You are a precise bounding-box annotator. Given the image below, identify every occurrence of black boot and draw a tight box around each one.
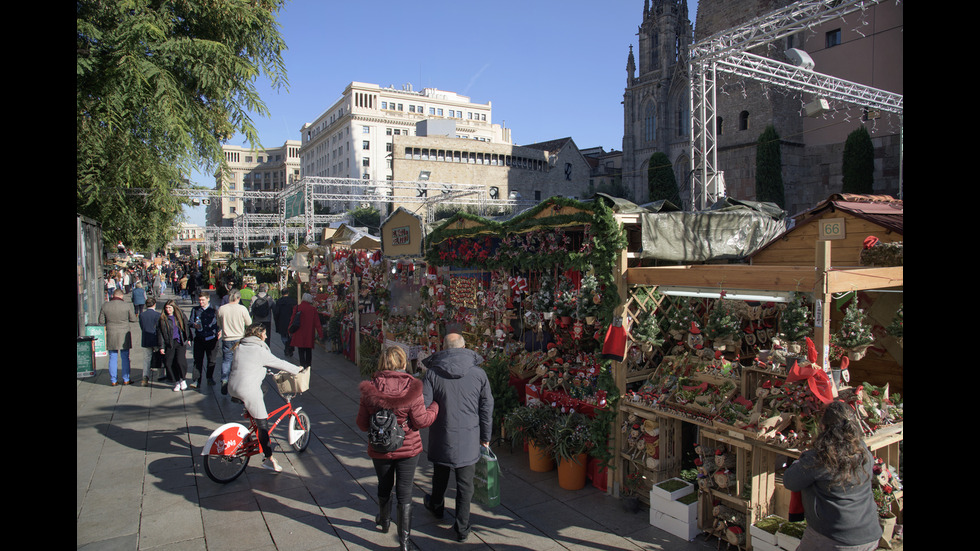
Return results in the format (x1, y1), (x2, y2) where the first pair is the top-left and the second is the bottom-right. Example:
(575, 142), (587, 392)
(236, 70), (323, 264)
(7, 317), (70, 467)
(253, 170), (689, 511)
(375, 495), (392, 533)
(397, 503), (412, 551)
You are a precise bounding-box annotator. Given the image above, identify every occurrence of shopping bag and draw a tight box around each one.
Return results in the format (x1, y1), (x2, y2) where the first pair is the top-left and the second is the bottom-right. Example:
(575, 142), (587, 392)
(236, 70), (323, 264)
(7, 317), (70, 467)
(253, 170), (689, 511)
(473, 446), (501, 508)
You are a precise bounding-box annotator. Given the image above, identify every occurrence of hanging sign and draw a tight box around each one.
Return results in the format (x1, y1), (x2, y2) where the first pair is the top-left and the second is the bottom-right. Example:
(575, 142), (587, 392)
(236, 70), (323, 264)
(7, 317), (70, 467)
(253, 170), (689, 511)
(818, 217), (845, 240)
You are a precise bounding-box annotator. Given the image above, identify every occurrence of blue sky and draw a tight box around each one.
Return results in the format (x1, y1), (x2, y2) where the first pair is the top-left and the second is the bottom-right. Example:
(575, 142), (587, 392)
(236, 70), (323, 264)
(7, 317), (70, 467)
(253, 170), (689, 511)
(184, 0), (700, 225)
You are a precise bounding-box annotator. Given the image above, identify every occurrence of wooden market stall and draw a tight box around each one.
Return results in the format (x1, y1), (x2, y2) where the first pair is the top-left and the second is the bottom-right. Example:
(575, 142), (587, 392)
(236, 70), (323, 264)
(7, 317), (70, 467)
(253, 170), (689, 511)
(613, 239), (903, 550)
(379, 207), (433, 371)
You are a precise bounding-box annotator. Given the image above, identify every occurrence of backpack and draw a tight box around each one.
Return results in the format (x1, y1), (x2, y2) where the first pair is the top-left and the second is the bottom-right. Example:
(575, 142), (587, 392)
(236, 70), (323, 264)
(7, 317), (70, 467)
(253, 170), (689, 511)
(368, 408), (405, 453)
(252, 297), (271, 318)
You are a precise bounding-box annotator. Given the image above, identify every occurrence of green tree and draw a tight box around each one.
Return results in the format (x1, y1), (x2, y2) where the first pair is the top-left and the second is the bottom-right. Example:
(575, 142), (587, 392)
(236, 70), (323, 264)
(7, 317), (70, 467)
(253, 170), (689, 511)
(842, 126), (874, 194)
(77, 0), (288, 250)
(647, 152), (681, 206)
(348, 206), (381, 232)
(755, 125), (785, 208)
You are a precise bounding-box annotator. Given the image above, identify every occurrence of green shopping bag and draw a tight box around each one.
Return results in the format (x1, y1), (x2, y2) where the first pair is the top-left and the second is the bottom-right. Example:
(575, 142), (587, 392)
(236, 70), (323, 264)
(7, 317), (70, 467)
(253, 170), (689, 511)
(473, 446), (501, 508)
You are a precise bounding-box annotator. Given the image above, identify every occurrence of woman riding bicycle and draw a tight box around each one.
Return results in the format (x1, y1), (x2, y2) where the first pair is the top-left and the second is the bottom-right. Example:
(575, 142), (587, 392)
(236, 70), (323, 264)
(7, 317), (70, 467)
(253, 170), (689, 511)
(228, 324), (305, 473)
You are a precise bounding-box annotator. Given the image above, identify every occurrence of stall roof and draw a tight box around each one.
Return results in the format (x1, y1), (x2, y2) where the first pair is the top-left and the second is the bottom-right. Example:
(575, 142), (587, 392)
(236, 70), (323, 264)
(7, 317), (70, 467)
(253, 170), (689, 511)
(793, 194), (903, 235)
(326, 223), (380, 249)
(595, 194), (787, 262)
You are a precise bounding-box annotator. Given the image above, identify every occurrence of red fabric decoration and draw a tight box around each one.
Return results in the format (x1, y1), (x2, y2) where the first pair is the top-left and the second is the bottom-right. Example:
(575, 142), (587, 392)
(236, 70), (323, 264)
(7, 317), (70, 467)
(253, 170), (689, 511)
(786, 360), (835, 404)
(601, 321), (628, 362)
(789, 491), (805, 522)
(863, 235), (879, 250)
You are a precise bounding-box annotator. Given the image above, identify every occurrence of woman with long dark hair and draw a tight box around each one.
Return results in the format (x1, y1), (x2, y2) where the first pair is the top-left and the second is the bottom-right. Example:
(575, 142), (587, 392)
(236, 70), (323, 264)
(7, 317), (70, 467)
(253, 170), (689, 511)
(157, 300), (190, 392)
(356, 346), (439, 551)
(783, 401), (883, 550)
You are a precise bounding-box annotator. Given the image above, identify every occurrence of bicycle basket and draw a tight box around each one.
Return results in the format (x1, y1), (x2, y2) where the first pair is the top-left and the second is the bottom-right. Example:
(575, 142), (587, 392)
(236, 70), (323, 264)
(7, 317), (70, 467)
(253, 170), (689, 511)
(275, 367), (310, 395)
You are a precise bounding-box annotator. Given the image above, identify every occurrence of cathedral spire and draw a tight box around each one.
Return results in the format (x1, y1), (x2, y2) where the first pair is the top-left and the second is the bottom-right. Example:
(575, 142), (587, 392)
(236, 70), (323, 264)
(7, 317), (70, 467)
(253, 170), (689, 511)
(627, 44), (636, 83)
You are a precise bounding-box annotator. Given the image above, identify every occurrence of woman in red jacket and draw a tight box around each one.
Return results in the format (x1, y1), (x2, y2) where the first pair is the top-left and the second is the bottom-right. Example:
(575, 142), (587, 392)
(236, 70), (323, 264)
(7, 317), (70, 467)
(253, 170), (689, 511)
(288, 293), (323, 369)
(357, 346), (439, 551)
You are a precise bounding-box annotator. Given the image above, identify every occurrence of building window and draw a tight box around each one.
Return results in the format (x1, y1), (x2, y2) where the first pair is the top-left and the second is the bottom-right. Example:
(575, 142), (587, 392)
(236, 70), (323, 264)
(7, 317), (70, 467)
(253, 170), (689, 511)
(826, 29), (841, 48)
(429, 107), (436, 115)
(644, 103), (656, 142)
(717, 117), (724, 136)
(363, 141), (370, 150)
(739, 111), (750, 131)
(363, 157), (370, 167)
(362, 126), (370, 134)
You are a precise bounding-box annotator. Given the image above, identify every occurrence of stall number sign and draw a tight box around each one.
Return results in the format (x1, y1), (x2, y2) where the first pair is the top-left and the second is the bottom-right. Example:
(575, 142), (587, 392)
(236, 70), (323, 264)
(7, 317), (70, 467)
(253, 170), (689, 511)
(392, 226), (411, 246)
(818, 217), (845, 240)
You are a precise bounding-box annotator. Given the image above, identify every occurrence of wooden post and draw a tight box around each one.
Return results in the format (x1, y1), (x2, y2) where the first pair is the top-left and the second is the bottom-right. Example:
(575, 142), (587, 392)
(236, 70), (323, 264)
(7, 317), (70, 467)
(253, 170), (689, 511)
(814, 240), (832, 372)
(611, 231), (630, 497)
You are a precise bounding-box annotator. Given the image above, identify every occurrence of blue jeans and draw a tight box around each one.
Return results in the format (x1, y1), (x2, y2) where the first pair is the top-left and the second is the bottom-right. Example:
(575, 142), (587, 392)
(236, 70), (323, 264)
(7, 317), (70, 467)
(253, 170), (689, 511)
(221, 339), (239, 383)
(108, 349), (131, 383)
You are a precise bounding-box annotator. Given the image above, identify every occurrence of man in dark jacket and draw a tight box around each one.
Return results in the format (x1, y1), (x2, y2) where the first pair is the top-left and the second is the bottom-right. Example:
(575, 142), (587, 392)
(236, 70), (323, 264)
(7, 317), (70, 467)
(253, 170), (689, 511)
(139, 297), (163, 386)
(420, 333), (494, 542)
(189, 291), (220, 388)
(272, 290), (297, 358)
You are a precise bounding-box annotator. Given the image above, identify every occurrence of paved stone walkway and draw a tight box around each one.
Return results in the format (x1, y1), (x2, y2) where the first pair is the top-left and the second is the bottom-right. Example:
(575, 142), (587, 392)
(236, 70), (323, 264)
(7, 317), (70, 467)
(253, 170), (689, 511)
(77, 289), (719, 550)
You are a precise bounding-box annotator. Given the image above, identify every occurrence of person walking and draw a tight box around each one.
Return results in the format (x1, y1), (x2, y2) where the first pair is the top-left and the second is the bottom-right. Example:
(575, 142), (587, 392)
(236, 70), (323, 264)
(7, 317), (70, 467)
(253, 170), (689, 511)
(228, 324), (305, 473)
(357, 346), (439, 551)
(138, 297), (163, 386)
(240, 282), (255, 309)
(783, 401), (883, 551)
(288, 293), (323, 370)
(189, 292), (220, 388)
(217, 289), (252, 395)
(273, 288), (298, 358)
(98, 288), (138, 386)
(132, 282), (147, 316)
(250, 284), (275, 345)
(157, 299), (191, 392)
(420, 333), (494, 543)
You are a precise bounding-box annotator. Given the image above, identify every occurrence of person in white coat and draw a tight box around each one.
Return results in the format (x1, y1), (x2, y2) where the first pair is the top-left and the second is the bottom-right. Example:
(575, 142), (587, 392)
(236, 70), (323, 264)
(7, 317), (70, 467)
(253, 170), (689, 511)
(228, 324), (306, 472)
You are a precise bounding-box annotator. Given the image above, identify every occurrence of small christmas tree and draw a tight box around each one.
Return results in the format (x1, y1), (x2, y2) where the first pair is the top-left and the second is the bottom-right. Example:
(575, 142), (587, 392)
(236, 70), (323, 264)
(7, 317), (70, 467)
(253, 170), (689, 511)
(554, 274), (577, 317)
(835, 301), (874, 359)
(705, 300), (741, 345)
(632, 309), (665, 347)
(779, 292), (812, 343)
(577, 272), (601, 319)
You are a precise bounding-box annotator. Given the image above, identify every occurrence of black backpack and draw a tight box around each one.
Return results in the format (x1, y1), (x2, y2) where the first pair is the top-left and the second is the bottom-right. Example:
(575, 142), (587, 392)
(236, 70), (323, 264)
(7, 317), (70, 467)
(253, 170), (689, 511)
(368, 408), (405, 453)
(252, 297), (271, 318)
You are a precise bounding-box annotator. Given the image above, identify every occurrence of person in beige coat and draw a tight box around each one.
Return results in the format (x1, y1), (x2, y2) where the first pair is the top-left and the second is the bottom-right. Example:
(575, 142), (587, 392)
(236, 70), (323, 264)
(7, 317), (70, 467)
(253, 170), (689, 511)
(98, 288), (137, 385)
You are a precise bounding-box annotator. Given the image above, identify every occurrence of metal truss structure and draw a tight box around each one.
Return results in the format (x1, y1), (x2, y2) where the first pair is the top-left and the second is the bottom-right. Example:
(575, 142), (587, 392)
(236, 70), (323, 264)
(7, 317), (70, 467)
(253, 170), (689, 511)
(688, 0), (903, 210)
(149, 176), (532, 254)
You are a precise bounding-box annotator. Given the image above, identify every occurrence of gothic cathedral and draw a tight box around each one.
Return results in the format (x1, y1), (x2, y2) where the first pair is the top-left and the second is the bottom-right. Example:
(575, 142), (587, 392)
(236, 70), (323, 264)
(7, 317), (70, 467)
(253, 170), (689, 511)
(622, 0), (693, 206)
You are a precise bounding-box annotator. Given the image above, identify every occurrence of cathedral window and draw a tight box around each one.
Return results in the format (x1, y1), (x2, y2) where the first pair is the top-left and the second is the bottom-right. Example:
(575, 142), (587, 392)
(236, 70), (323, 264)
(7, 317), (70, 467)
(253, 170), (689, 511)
(644, 103), (656, 142)
(739, 111), (750, 131)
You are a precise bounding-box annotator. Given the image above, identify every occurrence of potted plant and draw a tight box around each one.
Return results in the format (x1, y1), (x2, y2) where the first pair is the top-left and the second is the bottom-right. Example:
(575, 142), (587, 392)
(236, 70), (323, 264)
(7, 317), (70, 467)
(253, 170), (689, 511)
(503, 405), (558, 472)
(550, 412), (593, 490)
(632, 309), (665, 354)
(835, 301), (875, 360)
(778, 292), (812, 353)
(705, 299), (741, 351)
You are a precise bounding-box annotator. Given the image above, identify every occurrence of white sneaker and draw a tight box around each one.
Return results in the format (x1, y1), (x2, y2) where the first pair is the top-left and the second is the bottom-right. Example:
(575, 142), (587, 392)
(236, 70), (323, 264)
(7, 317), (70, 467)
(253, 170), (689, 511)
(173, 382), (182, 392)
(261, 457), (282, 473)
(180, 380), (188, 390)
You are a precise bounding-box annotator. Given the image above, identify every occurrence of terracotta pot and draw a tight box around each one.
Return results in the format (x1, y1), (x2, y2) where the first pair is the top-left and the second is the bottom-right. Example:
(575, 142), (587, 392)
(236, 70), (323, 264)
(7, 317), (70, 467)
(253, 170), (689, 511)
(557, 453), (588, 490)
(528, 441), (555, 472)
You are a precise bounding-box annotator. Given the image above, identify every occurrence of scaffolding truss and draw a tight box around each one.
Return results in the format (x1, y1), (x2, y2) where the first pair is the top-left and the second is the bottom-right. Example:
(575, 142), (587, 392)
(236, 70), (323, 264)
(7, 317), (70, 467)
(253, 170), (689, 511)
(688, 0), (903, 210)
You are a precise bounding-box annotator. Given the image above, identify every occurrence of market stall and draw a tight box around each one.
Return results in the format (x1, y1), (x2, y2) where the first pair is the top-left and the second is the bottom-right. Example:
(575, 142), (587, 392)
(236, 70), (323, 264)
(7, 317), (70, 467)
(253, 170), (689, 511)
(422, 196), (628, 490)
(616, 240), (903, 550)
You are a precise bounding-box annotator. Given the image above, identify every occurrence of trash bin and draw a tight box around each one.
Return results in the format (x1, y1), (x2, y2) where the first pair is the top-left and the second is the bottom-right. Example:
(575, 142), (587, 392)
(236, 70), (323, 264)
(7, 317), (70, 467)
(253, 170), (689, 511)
(77, 336), (96, 378)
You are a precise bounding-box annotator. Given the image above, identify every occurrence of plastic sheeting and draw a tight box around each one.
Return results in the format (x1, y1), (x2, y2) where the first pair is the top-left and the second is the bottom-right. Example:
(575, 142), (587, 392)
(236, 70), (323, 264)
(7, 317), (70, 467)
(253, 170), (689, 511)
(636, 199), (786, 262)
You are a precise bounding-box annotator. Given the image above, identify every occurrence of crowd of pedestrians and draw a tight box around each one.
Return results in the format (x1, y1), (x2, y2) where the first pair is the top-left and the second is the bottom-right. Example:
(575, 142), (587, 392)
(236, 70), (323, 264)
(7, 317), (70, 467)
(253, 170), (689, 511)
(98, 257), (496, 550)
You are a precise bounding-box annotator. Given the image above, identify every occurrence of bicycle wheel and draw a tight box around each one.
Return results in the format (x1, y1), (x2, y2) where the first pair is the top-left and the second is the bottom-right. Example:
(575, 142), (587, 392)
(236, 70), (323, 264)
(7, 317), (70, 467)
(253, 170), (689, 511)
(204, 441), (251, 483)
(289, 410), (312, 452)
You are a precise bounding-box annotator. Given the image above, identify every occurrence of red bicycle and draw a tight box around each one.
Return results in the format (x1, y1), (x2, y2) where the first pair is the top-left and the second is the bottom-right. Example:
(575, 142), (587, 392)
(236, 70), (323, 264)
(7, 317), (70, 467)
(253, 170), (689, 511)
(201, 369), (312, 483)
